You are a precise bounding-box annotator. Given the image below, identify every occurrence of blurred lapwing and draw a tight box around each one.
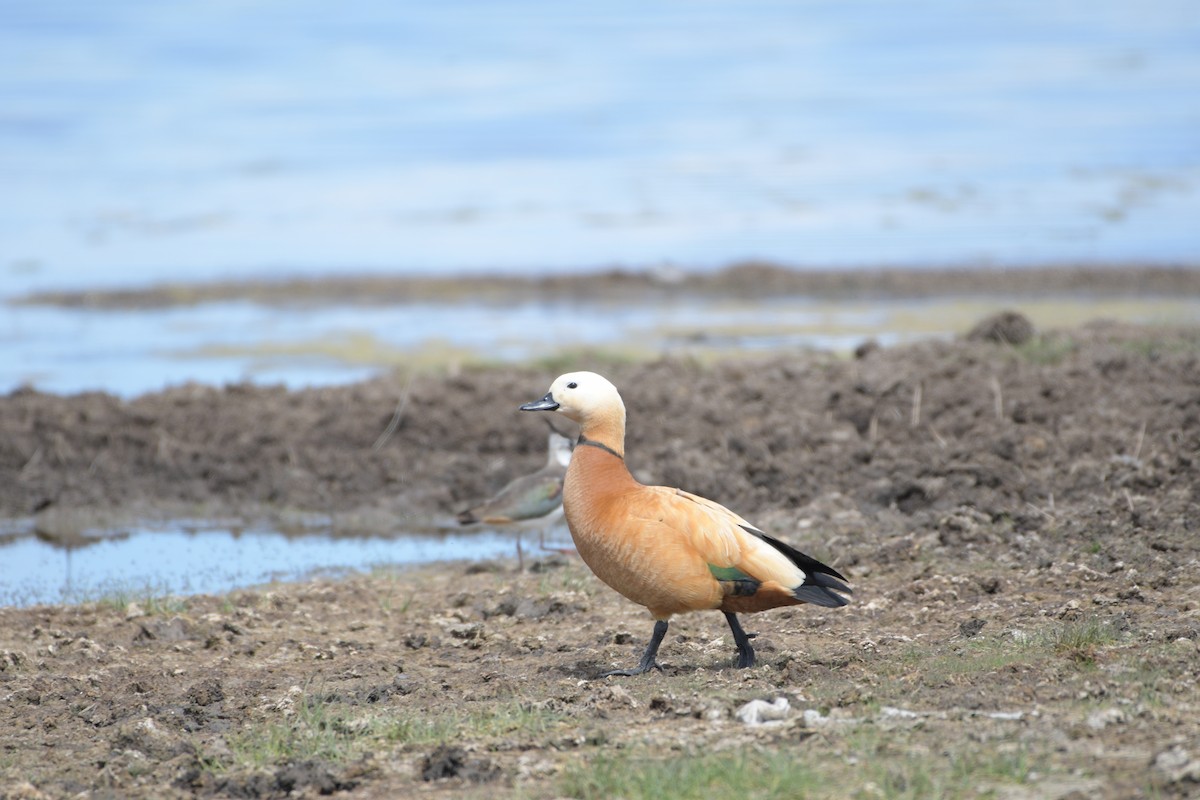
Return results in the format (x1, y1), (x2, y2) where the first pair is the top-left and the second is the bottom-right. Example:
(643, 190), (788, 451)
(457, 430), (573, 567)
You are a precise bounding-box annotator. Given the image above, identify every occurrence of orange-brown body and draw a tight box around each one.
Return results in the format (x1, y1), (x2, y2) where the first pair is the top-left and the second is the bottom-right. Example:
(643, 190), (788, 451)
(520, 370), (849, 674)
(563, 442), (804, 619)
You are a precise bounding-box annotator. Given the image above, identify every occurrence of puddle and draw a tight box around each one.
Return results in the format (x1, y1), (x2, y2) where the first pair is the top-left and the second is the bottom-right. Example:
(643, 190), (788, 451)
(0, 523), (558, 607)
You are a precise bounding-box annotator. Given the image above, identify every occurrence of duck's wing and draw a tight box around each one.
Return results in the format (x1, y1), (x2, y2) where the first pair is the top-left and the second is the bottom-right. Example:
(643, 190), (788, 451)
(643, 486), (851, 608)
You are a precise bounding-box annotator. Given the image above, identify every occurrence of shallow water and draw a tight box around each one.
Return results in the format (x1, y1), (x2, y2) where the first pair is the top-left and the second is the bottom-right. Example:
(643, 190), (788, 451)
(0, 523), (543, 607)
(3, 1), (1198, 298)
(4, 293), (1197, 397)
(4, 2), (1199, 395)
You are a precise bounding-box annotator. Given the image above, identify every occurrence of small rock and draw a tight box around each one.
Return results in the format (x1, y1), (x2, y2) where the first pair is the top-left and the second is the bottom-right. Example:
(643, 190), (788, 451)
(264, 685), (303, 716)
(802, 708), (830, 727)
(516, 753), (558, 779)
(420, 745), (500, 783)
(1117, 586), (1144, 601)
(1057, 599), (1081, 619)
(3, 781), (50, 800)
(604, 684), (638, 708)
(854, 339), (880, 359)
(113, 717), (180, 759)
(513, 599), (553, 619)
(880, 706), (921, 719)
(125, 602), (146, 621)
(134, 617), (193, 643)
(528, 554), (570, 572)
(1155, 746), (1200, 785)
(959, 618), (986, 638)
(977, 576), (1002, 594)
(649, 696), (673, 712)
(0, 649), (26, 671)
(447, 622), (484, 641)
(273, 760), (357, 794)
(984, 711), (1024, 721)
(735, 697), (790, 726)
(1086, 708), (1125, 731)
(487, 599), (518, 617)
(966, 310), (1035, 345)
(186, 678), (224, 707)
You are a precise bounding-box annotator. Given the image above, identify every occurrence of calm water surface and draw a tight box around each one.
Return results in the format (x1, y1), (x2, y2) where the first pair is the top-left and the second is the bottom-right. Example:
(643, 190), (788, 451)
(2, 1), (1198, 296)
(3, 2), (1198, 398)
(3, 294), (1197, 397)
(0, 524), (537, 607)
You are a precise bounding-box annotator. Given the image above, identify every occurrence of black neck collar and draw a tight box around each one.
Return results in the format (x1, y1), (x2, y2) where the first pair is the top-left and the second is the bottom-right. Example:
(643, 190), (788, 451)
(576, 434), (624, 461)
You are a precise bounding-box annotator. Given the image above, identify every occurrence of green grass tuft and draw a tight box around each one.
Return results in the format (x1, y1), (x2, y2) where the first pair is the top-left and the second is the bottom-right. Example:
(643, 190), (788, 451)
(224, 699), (353, 769)
(1014, 334), (1076, 365)
(92, 585), (188, 615)
(559, 742), (1042, 800)
(559, 748), (820, 800)
(1039, 617), (1120, 664)
(214, 694), (566, 775)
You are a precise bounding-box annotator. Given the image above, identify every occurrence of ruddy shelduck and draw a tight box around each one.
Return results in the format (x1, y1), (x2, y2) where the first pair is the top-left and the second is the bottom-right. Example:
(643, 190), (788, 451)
(457, 430), (573, 565)
(520, 371), (851, 676)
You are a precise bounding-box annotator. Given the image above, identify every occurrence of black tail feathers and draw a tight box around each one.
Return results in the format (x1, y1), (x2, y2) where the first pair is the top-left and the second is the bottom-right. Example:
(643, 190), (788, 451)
(742, 526), (853, 607)
(794, 573), (852, 608)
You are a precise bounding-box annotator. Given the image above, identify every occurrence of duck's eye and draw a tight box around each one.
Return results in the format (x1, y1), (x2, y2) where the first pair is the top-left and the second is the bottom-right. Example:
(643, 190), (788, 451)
(567, 381), (578, 389)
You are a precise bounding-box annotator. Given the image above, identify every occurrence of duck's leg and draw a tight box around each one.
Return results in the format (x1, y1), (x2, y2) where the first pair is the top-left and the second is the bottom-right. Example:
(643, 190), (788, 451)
(600, 620), (668, 677)
(723, 612), (756, 668)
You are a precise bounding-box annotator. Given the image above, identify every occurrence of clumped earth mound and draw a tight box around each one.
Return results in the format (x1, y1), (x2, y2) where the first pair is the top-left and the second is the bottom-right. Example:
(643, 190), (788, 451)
(1, 321), (1199, 798)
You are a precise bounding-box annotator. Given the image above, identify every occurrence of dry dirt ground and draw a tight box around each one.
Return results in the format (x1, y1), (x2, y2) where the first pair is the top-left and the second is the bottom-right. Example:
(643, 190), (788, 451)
(2, 319), (1200, 799)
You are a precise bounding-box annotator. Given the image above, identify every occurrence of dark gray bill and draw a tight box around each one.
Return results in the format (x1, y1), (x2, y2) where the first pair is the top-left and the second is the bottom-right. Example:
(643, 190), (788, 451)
(519, 392), (559, 412)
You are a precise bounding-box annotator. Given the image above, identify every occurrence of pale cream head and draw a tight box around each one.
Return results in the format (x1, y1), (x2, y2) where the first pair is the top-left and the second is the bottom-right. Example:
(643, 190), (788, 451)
(520, 371), (628, 453)
(542, 371), (625, 426)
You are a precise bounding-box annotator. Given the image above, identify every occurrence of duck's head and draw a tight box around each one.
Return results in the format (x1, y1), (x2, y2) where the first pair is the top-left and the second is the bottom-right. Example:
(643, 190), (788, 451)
(520, 371), (626, 431)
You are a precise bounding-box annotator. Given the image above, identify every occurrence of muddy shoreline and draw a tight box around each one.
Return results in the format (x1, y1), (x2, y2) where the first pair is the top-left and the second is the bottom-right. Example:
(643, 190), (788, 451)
(2, 318), (1200, 798)
(5, 317), (1199, 537)
(15, 262), (1200, 309)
